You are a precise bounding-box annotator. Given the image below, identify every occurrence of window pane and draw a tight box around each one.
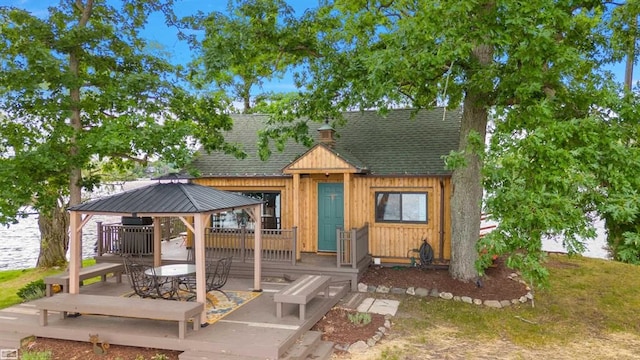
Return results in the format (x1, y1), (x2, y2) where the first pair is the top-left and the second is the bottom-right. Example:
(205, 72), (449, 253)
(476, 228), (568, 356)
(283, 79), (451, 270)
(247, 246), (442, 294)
(376, 193), (401, 221)
(401, 193), (427, 221)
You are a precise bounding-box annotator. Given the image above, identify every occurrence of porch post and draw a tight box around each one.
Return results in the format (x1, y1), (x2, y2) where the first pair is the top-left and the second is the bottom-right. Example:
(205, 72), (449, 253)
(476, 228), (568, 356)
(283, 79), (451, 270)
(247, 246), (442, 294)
(252, 205), (262, 292)
(68, 211), (82, 294)
(343, 173), (351, 231)
(292, 173), (300, 260)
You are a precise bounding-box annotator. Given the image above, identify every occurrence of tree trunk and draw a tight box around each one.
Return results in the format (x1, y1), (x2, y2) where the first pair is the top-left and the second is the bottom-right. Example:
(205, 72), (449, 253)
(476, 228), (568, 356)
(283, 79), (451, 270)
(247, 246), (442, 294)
(449, 44), (492, 282)
(36, 202), (70, 268)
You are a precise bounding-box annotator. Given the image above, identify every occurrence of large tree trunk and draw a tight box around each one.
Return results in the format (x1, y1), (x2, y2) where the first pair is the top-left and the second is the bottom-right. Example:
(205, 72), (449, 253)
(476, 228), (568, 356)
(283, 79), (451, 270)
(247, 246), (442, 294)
(449, 43), (492, 282)
(36, 202), (69, 268)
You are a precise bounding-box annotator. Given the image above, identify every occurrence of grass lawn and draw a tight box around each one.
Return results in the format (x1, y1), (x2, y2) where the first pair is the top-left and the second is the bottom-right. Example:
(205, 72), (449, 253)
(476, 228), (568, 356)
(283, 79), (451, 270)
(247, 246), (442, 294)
(350, 254), (640, 359)
(0, 258), (97, 309)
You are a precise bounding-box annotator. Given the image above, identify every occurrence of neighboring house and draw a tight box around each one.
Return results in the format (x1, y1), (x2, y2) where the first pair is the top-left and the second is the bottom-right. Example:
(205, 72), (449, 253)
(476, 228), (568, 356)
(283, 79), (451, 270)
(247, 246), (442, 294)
(189, 107), (461, 264)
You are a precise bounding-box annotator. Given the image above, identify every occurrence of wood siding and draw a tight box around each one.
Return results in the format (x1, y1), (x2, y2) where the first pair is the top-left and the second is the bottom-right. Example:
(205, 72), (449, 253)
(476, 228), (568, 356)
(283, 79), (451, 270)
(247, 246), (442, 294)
(193, 174), (452, 263)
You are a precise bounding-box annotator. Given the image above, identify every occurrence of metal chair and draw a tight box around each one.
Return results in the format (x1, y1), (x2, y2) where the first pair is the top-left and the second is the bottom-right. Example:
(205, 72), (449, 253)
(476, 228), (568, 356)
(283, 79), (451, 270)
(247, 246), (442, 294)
(205, 256), (233, 300)
(180, 256), (233, 303)
(123, 255), (173, 299)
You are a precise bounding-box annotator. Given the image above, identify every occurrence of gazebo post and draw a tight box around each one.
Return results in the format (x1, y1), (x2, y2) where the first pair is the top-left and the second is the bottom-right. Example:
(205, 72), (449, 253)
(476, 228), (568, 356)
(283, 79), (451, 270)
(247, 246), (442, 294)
(153, 217), (162, 266)
(69, 211), (82, 294)
(194, 213), (208, 325)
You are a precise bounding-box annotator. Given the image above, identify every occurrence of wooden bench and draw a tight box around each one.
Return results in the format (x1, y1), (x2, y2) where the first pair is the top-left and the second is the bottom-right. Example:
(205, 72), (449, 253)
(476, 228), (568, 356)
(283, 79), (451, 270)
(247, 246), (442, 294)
(44, 263), (124, 297)
(31, 294), (204, 339)
(274, 274), (331, 322)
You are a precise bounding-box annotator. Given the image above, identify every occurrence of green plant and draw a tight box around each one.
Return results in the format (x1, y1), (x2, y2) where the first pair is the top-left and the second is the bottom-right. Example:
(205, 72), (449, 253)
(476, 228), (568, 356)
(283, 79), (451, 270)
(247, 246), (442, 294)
(347, 312), (372, 326)
(16, 279), (46, 301)
(20, 350), (52, 360)
(151, 354), (169, 360)
(134, 355), (145, 360)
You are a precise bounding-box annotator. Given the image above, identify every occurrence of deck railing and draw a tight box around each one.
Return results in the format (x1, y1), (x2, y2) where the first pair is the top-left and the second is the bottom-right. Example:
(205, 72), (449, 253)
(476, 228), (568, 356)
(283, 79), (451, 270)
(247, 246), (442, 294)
(96, 218), (185, 256)
(204, 226), (297, 265)
(96, 221), (297, 265)
(337, 222), (369, 268)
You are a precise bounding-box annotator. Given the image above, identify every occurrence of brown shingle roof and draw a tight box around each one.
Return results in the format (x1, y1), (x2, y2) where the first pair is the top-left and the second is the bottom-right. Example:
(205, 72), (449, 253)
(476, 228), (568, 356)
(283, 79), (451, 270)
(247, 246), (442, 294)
(189, 107), (461, 177)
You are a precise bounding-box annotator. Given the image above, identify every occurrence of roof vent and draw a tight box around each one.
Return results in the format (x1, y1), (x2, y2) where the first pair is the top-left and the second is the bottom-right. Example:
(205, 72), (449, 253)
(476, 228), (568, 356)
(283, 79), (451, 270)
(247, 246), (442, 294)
(317, 120), (336, 147)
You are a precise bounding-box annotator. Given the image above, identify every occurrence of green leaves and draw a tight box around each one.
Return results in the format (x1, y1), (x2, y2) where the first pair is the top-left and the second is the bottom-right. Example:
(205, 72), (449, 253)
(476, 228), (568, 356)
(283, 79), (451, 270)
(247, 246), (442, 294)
(0, 1), (236, 223)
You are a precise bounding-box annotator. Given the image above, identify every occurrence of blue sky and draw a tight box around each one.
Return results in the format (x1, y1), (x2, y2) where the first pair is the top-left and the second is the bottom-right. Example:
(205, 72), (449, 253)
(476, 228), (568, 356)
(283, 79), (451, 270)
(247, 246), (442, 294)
(4, 0), (637, 92)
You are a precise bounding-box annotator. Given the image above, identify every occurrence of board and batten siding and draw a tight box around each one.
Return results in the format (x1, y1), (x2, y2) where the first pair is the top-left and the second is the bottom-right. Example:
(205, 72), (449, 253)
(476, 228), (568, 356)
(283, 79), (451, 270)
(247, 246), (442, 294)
(192, 174), (452, 262)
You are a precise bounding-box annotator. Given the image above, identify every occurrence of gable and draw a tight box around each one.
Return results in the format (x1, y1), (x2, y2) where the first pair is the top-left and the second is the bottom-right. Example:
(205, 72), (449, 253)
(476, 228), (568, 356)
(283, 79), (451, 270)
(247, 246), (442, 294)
(283, 144), (365, 174)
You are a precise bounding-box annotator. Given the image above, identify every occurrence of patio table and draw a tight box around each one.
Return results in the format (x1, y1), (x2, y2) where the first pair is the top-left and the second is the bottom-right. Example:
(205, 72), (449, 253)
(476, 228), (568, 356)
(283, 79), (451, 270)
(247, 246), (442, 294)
(145, 264), (196, 300)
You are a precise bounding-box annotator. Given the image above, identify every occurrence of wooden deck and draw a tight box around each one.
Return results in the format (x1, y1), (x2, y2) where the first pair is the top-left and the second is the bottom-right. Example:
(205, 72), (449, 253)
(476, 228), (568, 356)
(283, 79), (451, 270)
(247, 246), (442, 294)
(0, 239), (360, 359)
(97, 237), (371, 291)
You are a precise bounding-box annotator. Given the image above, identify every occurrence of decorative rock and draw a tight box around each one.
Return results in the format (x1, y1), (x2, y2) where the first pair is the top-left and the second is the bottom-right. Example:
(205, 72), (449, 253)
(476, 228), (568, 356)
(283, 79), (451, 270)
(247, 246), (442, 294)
(372, 332), (383, 341)
(376, 285), (390, 294)
(348, 341), (369, 353)
(461, 296), (473, 304)
(511, 299), (519, 305)
(406, 287), (416, 296)
(334, 344), (350, 352)
(357, 282), (368, 292)
(519, 296), (527, 303)
(378, 326), (387, 334)
(429, 288), (439, 297)
(473, 298), (483, 305)
(484, 300), (502, 308)
(384, 319), (391, 328)
(500, 300), (512, 307)
(367, 285), (378, 292)
(415, 287), (429, 297)
(367, 338), (377, 347)
(526, 292), (534, 300)
(439, 292), (454, 300)
(453, 295), (461, 302)
(391, 287), (405, 295)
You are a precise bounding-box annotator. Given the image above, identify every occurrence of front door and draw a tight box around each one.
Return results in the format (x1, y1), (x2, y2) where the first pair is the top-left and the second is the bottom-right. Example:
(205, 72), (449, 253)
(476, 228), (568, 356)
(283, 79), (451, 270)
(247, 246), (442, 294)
(317, 183), (344, 252)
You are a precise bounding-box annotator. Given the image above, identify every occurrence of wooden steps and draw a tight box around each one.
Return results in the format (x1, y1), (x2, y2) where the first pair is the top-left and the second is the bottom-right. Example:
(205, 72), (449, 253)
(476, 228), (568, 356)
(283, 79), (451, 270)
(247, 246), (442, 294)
(0, 331), (34, 349)
(179, 331), (333, 360)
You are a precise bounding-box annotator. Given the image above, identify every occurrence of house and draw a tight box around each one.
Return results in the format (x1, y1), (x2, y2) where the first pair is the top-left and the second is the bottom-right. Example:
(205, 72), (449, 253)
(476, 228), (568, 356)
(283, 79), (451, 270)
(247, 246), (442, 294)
(188, 107), (461, 265)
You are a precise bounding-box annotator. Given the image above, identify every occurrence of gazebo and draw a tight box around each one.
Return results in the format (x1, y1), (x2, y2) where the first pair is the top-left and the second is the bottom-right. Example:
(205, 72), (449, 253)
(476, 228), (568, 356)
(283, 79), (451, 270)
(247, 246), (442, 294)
(67, 179), (263, 325)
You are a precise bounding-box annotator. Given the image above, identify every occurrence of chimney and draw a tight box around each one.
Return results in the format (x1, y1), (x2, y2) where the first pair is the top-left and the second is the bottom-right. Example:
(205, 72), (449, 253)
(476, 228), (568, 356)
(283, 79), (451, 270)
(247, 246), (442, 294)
(317, 120), (336, 148)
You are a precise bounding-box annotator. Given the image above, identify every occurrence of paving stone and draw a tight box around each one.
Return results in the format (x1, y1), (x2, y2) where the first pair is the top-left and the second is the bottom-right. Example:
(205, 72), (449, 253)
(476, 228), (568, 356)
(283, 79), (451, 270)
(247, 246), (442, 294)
(414, 287), (429, 297)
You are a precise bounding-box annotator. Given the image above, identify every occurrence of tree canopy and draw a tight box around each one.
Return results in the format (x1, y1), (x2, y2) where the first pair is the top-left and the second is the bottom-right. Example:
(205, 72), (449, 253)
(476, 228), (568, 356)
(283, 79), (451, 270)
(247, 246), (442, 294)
(0, 0), (239, 267)
(187, 0), (316, 112)
(241, 0), (640, 285)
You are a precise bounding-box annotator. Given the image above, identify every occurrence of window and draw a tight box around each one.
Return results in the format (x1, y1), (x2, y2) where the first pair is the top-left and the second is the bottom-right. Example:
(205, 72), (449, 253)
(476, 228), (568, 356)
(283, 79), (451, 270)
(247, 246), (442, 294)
(211, 191), (281, 229)
(375, 192), (427, 223)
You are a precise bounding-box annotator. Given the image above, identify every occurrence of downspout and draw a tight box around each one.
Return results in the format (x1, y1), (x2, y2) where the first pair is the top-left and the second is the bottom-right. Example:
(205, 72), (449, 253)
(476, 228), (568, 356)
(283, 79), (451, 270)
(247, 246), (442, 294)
(439, 179), (445, 261)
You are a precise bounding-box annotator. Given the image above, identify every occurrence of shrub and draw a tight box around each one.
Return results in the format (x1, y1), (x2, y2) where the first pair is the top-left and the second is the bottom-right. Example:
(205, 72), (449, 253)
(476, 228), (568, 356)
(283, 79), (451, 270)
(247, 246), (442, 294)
(347, 311), (371, 326)
(20, 350), (52, 360)
(17, 279), (46, 301)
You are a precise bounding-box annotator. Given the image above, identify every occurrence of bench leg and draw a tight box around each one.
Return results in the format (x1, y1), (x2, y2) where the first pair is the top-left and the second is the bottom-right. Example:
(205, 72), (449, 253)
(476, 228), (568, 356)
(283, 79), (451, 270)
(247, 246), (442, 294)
(116, 272), (122, 283)
(45, 285), (52, 297)
(178, 320), (185, 339)
(299, 304), (306, 322)
(276, 302), (283, 318)
(39, 309), (48, 326)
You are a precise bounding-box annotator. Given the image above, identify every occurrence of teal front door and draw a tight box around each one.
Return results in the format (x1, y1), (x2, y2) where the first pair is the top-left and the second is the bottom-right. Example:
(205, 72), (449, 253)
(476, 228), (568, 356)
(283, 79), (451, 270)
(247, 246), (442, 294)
(317, 183), (344, 252)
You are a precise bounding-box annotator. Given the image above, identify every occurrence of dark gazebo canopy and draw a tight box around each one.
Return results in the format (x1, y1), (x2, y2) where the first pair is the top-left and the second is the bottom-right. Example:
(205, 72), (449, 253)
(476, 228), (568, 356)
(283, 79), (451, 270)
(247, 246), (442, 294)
(69, 182), (262, 215)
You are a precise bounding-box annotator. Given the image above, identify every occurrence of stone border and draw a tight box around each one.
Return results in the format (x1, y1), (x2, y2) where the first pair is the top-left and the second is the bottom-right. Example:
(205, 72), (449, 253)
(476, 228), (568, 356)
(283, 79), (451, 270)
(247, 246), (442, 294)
(356, 272), (534, 309)
(334, 315), (392, 354)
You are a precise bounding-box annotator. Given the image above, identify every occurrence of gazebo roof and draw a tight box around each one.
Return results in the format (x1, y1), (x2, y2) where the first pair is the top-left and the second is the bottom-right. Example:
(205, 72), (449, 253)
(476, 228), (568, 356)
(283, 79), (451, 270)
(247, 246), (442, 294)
(68, 182), (262, 215)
